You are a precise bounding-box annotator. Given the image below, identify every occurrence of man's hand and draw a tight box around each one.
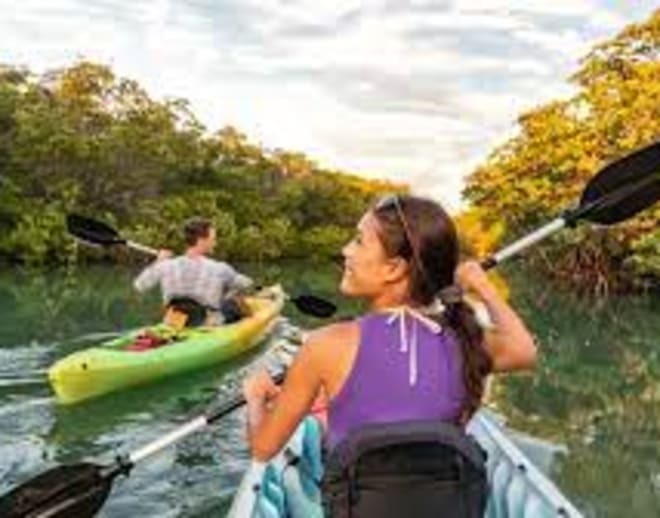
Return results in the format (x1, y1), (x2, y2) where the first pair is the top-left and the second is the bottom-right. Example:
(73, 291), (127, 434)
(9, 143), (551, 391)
(156, 249), (173, 262)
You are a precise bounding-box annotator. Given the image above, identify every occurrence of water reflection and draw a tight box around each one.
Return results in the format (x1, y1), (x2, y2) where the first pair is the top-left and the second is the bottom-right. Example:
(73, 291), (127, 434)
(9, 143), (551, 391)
(0, 266), (161, 347)
(495, 267), (660, 517)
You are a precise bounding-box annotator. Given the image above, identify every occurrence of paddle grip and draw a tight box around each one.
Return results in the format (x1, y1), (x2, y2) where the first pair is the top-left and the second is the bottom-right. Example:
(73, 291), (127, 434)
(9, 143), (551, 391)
(206, 370), (287, 425)
(480, 257), (497, 271)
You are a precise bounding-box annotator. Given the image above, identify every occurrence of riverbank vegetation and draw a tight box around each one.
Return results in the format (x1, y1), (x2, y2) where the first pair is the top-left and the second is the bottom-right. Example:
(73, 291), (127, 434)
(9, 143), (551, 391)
(0, 62), (402, 265)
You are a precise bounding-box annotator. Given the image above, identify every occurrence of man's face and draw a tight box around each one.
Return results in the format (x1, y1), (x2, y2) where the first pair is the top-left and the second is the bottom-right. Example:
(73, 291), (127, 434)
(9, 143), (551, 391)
(200, 227), (216, 253)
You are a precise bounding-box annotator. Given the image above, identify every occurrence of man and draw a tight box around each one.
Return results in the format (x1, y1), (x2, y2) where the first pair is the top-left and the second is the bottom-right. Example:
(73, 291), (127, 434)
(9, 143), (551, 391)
(134, 217), (253, 325)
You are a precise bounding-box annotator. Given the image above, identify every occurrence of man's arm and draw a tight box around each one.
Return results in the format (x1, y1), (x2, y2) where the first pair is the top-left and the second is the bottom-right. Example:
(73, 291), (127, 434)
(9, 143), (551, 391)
(133, 250), (171, 293)
(223, 264), (254, 294)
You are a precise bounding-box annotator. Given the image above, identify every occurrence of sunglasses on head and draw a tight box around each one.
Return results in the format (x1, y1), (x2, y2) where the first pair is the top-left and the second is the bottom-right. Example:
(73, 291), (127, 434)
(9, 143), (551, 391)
(375, 194), (427, 281)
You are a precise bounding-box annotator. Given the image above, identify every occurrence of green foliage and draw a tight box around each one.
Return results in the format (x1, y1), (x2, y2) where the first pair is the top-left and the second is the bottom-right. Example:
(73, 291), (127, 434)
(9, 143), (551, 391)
(0, 180), (80, 265)
(463, 9), (660, 292)
(297, 225), (353, 261)
(627, 229), (660, 283)
(0, 61), (402, 265)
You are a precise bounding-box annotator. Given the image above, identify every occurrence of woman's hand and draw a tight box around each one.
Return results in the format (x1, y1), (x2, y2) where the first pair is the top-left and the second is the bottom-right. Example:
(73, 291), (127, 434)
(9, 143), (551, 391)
(455, 260), (496, 297)
(243, 369), (282, 450)
(240, 323), (348, 461)
(457, 261), (537, 371)
(243, 369), (281, 408)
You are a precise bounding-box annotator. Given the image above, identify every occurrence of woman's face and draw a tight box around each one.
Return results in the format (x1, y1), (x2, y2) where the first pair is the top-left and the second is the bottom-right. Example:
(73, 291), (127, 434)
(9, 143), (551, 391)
(340, 211), (399, 298)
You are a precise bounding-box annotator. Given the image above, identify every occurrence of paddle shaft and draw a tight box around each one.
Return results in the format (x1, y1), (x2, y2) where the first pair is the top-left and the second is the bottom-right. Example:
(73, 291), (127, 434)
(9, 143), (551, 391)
(122, 341), (302, 466)
(481, 217), (566, 270)
(85, 226), (335, 316)
(125, 240), (159, 256)
(127, 371), (285, 466)
(108, 233), (335, 317)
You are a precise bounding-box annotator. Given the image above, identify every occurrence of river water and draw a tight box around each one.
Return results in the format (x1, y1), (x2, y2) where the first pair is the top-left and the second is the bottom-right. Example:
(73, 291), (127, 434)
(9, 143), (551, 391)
(0, 263), (658, 517)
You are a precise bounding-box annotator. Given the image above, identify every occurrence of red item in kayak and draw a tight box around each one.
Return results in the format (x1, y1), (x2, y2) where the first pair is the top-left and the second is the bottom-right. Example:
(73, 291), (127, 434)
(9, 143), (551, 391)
(126, 332), (169, 352)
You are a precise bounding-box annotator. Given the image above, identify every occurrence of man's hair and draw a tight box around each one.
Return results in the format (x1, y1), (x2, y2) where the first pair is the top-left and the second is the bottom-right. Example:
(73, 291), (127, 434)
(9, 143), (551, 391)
(183, 218), (213, 246)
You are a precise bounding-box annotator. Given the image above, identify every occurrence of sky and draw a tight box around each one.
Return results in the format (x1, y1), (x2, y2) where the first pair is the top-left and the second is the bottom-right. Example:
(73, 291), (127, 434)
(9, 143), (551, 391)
(1, 0), (657, 211)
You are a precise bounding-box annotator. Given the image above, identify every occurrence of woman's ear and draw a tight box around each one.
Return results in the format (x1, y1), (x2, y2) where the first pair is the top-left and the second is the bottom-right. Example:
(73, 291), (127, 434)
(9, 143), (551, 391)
(383, 256), (409, 283)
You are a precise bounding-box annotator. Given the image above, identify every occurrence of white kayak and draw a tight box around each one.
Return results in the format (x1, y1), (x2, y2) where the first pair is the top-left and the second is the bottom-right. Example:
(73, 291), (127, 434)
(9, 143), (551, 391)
(228, 409), (584, 517)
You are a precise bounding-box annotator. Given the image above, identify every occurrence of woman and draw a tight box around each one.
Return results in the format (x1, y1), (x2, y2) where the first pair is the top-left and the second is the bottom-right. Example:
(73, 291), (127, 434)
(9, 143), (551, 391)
(243, 195), (537, 516)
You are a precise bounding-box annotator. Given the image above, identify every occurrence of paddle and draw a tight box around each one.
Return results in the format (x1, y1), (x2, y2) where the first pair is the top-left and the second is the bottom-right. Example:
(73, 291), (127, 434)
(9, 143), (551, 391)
(2, 141), (658, 518)
(65, 214), (336, 319)
(481, 140), (660, 269)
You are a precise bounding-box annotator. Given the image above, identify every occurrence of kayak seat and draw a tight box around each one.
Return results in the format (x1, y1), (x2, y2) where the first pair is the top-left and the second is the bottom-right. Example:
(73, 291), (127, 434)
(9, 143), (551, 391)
(281, 416), (324, 500)
(166, 296), (208, 327)
(219, 297), (250, 324)
(300, 417), (324, 495)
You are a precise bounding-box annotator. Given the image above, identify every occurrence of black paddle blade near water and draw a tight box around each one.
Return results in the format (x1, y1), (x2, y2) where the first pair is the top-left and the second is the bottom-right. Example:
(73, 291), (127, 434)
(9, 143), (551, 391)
(0, 463), (114, 518)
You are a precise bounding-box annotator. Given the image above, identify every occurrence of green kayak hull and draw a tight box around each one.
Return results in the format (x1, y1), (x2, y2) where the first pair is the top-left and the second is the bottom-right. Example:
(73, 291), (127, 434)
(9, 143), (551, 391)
(48, 288), (284, 405)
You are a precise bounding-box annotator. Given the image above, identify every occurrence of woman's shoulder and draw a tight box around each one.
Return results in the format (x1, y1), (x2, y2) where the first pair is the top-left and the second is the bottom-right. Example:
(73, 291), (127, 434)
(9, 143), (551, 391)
(303, 320), (360, 356)
(300, 320), (361, 384)
(305, 311), (392, 344)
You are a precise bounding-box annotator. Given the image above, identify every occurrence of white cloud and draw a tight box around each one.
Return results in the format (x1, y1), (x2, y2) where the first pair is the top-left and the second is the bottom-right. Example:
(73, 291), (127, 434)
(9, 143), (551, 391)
(0, 0), (657, 211)
(396, 10), (529, 31)
(453, 0), (599, 17)
(513, 28), (590, 56)
(263, 0), (362, 25)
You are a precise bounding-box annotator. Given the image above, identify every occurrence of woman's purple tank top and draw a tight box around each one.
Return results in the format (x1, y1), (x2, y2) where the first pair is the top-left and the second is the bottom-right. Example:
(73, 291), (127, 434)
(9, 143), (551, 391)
(327, 310), (467, 449)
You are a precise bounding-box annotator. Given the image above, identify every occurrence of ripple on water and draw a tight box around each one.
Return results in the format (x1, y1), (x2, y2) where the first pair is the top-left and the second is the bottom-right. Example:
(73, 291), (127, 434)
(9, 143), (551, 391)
(0, 396), (55, 434)
(96, 419), (236, 518)
(0, 434), (52, 493)
(0, 342), (57, 374)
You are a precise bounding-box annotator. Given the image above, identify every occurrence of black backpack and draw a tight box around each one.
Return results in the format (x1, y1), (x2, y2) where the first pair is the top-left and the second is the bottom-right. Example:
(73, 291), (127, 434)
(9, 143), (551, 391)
(322, 420), (488, 518)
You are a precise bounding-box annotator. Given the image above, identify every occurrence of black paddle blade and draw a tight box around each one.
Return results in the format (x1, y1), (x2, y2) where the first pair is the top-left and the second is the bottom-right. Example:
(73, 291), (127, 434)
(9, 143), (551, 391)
(66, 214), (125, 246)
(577, 141), (660, 225)
(0, 463), (112, 518)
(291, 295), (336, 318)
